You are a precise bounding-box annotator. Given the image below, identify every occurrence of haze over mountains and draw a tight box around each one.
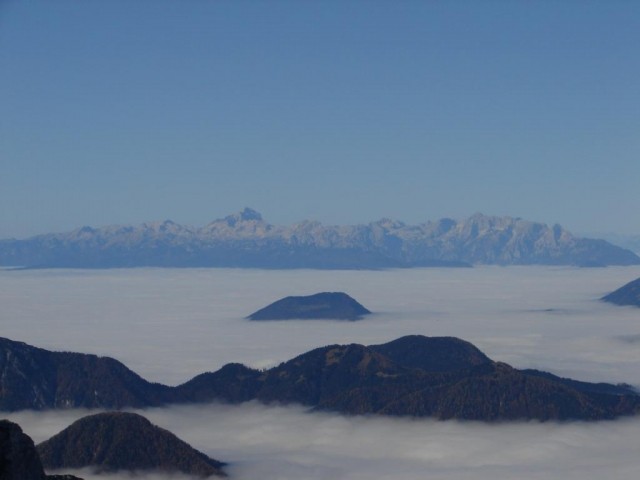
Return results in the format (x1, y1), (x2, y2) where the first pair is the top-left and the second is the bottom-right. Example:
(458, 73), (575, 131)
(0, 209), (637, 269)
(0, 420), (83, 480)
(594, 233), (640, 255)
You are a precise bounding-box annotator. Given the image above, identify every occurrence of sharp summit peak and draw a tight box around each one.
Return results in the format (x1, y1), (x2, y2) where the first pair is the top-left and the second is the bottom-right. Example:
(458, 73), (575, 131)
(223, 207), (263, 223)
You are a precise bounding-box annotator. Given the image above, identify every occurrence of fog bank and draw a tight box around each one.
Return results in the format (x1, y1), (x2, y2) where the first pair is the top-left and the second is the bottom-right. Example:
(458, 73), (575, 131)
(1, 266), (639, 385)
(7, 402), (640, 480)
(2, 266), (640, 479)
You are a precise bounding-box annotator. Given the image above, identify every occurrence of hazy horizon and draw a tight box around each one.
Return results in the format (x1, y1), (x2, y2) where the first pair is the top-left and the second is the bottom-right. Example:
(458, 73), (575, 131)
(3, 266), (640, 479)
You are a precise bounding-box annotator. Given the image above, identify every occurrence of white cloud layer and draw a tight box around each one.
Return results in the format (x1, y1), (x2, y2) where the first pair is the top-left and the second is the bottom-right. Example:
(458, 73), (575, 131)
(8, 403), (640, 480)
(2, 266), (640, 479)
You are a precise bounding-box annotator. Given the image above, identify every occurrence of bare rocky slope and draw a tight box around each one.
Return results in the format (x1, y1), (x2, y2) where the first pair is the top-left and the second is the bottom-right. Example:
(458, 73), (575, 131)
(1, 209), (637, 268)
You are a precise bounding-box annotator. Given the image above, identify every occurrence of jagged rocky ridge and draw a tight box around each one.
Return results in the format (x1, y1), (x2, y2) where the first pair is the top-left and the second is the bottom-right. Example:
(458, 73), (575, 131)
(0, 420), (83, 480)
(247, 292), (371, 321)
(1, 336), (639, 421)
(602, 277), (640, 307)
(37, 412), (226, 477)
(1, 209), (637, 268)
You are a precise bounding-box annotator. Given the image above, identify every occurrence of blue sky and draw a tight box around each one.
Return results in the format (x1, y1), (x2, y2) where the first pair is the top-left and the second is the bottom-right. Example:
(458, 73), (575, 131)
(1, 0), (639, 238)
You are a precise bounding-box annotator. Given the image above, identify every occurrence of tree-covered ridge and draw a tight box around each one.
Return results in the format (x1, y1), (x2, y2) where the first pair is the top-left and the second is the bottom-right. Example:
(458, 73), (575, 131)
(1, 335), (638, 421)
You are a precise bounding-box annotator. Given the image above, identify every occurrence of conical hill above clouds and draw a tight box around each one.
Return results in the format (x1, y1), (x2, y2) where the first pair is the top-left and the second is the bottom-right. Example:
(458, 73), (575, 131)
(602, 277), (640, 307)
(36, 412), (226, 477)
(0, 419), (83, 480)
(1, 209), (637, 268)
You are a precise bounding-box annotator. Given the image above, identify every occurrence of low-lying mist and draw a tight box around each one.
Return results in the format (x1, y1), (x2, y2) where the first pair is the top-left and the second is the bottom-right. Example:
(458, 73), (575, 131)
(2, 265), (640, 479)
(1, 266), (639, 385)
(8, 402), (640, 480)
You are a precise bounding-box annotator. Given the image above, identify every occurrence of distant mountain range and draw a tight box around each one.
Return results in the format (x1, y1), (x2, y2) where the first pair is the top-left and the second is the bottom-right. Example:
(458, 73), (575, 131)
(1, 209), (637, 269)
(1, 336), (638, 421)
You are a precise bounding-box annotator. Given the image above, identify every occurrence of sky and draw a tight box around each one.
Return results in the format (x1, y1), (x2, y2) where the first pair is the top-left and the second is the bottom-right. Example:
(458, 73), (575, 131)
(3, 266), (640, 479)
(1, 0), (639, 238)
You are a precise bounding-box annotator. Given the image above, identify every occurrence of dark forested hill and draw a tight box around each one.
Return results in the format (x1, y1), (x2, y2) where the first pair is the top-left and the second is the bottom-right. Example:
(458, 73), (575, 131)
(602, 277), (640, 307)
(37, 412), (226, 477)
(0, 337), (170, 411)
(183, 337), (638, 421)
(2, 335), (637, 421)
(0, 420), (83, 480)
(247, 292), (371, 320)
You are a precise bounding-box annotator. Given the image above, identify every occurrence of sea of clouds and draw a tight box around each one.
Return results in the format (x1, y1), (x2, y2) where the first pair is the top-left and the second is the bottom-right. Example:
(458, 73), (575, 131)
(2, 265), (640, 479)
